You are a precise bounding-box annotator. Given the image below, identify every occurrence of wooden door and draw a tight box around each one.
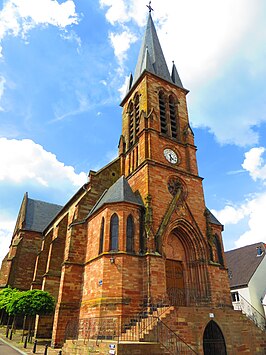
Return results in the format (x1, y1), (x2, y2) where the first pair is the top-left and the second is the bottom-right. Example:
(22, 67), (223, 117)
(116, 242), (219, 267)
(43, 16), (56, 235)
(165, 259), (185, 306)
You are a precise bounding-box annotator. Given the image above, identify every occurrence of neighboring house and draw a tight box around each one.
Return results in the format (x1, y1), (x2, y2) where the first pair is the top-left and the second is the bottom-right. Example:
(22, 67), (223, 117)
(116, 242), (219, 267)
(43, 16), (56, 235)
(225, 242), (266, 329)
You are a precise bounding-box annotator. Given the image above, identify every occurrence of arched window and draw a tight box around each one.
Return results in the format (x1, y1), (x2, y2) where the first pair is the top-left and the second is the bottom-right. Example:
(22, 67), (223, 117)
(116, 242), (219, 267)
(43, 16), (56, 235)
(129, 102), (134, 147)
(110, 214), (119, 251)
(128, 94), (140, 147)
(98, 217), (105, 254)
(169, 95), (177, 139)
(159, 91), (167, 134)
(214, 235), (224, 266)
(135, 95), (140, 135)
(126, 215), (134, 252)
(209, 242), (214, 262)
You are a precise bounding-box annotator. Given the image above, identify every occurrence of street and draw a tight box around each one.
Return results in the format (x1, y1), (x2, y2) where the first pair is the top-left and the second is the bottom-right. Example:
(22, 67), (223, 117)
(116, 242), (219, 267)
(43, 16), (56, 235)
(0, 339), (25, 354)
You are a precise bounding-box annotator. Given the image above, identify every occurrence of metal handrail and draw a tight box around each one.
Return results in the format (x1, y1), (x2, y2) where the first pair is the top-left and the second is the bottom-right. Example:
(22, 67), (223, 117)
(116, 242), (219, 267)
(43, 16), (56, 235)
(233, 294), (266, 331)
(157, 318), (198, 354)
(65, 312), (198, 354)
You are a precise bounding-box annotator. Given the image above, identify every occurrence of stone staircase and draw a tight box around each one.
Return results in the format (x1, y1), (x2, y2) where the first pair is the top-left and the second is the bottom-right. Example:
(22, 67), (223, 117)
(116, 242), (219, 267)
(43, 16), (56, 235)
(119, 305), (175, 341)
(62, 306), (197, 354)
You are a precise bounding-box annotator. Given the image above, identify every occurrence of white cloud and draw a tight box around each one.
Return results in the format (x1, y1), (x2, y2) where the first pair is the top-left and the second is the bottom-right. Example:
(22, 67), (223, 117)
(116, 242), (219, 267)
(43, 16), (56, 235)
(0, 0), (79, 56)
(211, 204), (248, 226)
(211, 147), (266, 248)
(0, 213), (15, 264)
(0, 138), (87, 188)
(211, 194), (266, 249)
(109, 29), (137, 65)
(99, 0), (129, 25)
(242, 147), (266, 182)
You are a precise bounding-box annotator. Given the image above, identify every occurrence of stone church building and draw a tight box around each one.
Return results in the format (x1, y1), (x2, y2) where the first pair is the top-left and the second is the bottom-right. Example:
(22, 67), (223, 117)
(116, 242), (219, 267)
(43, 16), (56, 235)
(1, 12), (265, 354)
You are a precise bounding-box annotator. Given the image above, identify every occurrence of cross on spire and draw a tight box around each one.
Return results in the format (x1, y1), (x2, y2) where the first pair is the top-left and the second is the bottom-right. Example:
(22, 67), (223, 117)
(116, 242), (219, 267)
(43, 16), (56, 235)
(146, 1), (154, 13)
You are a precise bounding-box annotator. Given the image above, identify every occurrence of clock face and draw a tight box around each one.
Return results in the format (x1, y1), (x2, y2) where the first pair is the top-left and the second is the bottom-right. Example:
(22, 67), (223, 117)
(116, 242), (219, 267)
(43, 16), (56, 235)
(164, 149), (178, 164)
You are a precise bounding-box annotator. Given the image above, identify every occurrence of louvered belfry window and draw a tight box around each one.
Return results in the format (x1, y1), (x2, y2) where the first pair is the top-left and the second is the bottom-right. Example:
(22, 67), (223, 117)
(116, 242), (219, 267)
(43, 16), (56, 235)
(169, 95), (177, 139)
(126, 214), (134, 252)
(135, 95), (140, 135)
(129, 102), (134, 147)
(110, 213), (119, 251)
(159, 91), (167, 134)
(159, 91), (180, 140)
(128, 94), (140, 147)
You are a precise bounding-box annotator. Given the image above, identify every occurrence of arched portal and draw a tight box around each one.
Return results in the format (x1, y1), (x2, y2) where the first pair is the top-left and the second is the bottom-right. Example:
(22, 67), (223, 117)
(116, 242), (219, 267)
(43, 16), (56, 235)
(203, 321), (227, 355)
(163, 221), (210, 306)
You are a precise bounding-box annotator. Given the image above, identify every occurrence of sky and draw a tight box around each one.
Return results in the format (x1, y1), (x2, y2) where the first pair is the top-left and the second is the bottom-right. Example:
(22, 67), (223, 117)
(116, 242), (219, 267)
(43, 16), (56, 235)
(0, 0), (266, 263)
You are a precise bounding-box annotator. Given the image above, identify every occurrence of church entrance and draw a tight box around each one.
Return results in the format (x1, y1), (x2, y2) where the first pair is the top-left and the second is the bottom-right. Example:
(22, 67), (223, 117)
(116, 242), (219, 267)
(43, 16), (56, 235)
(165, 259), (185, 306)
(203, 321), (227, 355)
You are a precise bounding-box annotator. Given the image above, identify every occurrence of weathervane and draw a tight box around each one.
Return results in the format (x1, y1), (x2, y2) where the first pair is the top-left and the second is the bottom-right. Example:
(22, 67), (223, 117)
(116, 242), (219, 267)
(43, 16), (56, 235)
(146, 1), (154, 13)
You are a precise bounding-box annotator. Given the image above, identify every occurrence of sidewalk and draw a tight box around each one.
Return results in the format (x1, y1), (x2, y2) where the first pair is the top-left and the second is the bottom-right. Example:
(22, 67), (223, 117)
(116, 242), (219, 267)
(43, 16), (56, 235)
(0, 327), (61, 354)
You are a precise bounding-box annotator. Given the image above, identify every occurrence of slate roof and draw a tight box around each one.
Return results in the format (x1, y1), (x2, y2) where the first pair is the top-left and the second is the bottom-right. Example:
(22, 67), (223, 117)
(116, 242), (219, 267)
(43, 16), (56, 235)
(132, 13), (184, 90)
(225, 242), (266, 289)
(89, 176), (143, 217)
(25, 198), (62, 233)
(206, 208), (223, 226)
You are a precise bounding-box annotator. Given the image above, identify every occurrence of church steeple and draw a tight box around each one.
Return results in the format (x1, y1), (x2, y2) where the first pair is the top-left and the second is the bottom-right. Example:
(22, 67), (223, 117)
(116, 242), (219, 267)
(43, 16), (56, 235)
(133, 13), (172, 85)
(126, 12), (185, 94)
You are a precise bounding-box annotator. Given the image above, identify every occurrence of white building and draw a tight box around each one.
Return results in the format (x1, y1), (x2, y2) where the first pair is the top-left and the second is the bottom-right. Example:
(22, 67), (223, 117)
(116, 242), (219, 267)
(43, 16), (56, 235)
(225, 242), (266, 330)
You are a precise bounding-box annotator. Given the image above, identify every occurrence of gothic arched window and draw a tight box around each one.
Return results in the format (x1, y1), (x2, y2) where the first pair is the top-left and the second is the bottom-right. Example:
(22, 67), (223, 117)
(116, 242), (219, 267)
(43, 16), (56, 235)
(135, 94), (140, 136)
(126, 214), (134, 252)
(128, 94), (140, 147)
(129, 102), (134, 147)
(214, 234), (224, 266)
(99, 217), (105, 254)
(110, 214), (119, 251)
(159, 91), (167, 135)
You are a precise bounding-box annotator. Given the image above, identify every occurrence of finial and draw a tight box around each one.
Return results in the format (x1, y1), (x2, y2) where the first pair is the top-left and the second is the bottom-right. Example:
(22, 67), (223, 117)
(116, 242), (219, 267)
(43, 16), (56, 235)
(146, 1), (154, 13)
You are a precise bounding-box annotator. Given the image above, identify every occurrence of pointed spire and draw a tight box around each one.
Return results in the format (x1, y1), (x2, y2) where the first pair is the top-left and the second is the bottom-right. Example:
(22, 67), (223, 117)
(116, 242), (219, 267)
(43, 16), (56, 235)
(171, 61), (183, 88)
(134, 13), (171, 84)
(126, 73), (133, 93)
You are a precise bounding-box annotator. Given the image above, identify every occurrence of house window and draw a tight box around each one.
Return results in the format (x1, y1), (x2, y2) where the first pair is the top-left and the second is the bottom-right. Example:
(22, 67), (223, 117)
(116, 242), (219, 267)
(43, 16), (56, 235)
(99, 217), (105, 254)
(110, 213), (119, 251)
(126, 214), (134, 252)
(231, 292), (240, 302)
(159, 91), (167, 135)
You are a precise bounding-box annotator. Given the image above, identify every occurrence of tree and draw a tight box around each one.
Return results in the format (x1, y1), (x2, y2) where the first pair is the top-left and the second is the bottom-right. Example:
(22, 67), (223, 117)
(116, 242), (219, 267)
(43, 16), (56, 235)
(0, 287), (19, 326)
(0, 288), (55, 342)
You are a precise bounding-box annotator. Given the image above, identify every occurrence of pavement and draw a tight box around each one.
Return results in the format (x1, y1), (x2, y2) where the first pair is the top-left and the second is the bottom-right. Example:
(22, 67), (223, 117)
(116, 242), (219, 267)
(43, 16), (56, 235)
(0, 338), (25, 354)
(0, 327), (60, 354)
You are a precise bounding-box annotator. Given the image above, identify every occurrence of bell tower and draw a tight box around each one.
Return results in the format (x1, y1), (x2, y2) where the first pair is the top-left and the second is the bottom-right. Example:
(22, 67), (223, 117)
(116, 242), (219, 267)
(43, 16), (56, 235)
(117, 8), (230, 309)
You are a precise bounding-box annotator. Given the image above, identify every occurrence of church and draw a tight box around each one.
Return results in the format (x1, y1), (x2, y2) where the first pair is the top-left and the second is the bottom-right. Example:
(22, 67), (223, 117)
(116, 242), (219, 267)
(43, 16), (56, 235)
(0, 9), (265, 355)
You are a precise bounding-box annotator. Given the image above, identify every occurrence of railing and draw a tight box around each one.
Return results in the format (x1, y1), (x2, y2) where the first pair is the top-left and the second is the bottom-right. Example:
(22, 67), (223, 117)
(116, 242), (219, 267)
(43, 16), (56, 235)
(157, 319), (198, 354)
(233, 294), (266, 331)
(64, 311), (198, 354)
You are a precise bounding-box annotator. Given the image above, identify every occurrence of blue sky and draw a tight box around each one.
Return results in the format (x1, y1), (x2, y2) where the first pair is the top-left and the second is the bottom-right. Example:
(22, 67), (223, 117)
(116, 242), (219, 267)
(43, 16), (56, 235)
(0, 0), (266, 262)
